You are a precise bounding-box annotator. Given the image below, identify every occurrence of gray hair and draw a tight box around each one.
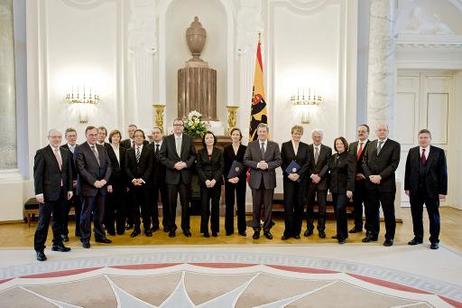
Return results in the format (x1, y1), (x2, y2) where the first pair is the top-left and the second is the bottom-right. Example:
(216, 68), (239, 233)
(311, 128), (324, 136)
(48, 129), (61, 137)
(257, 123), (269, 132)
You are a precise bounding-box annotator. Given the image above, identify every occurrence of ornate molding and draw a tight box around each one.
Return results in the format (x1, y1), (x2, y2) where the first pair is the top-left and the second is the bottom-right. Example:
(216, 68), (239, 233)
(396, 34), (462, 49)
(61, 0), (115, 10)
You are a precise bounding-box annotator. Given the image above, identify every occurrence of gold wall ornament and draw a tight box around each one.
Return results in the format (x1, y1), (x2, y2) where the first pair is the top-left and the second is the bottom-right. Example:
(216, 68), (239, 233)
(153, 104), (166, 131)
(226, 105), (239, 134)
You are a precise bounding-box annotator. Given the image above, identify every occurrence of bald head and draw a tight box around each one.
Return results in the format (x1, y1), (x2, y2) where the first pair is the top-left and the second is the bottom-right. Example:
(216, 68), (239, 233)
(48, 129), (62, 148)
(375, 123), (389, 140)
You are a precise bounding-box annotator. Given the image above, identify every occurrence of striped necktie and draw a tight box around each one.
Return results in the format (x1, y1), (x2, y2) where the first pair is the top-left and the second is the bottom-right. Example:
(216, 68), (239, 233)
(136, 146), (141, 163)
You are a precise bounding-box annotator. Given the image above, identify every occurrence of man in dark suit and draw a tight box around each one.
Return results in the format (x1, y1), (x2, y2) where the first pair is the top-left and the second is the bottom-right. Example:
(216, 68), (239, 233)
(348, 124), (370, 234)
(33, 129), (73, 261)
(405, 129), (447, 250)
(159, 118), (196, 238)
(60, 128), (81, 241)
(305, 129), (332, 239)
(75, 126), (112, 248)
(362, 123), (400, 246)
(125, 129), (154, 237)
(244, 123), (282, 240)
(120, 124), (138, 149)
(148, 127), (168, 232)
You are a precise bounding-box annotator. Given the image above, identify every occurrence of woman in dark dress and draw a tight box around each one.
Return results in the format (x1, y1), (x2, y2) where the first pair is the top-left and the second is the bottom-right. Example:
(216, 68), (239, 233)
(223, 128), (248, 236)
(281, 125), (310, 240)
(196, 131), (224, 237)
(105, 129), (127, 236)
(328, 137), (356, 244)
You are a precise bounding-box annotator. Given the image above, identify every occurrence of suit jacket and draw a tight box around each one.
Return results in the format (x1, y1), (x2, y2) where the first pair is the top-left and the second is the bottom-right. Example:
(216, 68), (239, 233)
(106, 144), (126, 186)
(328, 152), (356, 194)
(404, 145), (447, 197)
(159, 133), (196, 185)
(307, 144), (332, 190)
(196, 147), (224, 187)
(281, 141), (310, 183)
(148, 141), (166, 186)
(348, 140), (370, 177)
(60, 144), (77, 181)
(362, 138), (401, 192)
(244, 140), (282, 190)
(34, 145), (73, 202)
(223, 144), (247, 181)
(120, 139), (148, 149)
(75, 142), (112, 197)
(125, 144), (153, 185)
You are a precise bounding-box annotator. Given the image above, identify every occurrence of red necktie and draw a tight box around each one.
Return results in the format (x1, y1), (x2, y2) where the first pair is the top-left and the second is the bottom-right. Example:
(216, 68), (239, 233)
(356, 142), (364, 161)
(421, 148), (427, 165)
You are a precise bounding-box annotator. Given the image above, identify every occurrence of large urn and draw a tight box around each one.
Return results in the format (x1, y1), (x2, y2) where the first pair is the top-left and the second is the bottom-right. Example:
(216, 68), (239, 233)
(186, 16), (206, 62)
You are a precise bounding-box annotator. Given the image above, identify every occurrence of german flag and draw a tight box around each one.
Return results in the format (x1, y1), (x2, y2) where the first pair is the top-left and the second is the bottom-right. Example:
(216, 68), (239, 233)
(249, 34), (268, 141)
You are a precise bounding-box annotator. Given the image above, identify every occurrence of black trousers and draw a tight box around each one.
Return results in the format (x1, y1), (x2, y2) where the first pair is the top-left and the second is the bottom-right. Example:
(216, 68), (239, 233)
(352, 180), (366, 230)
(129, 185), (152, 232)
(410, 191), (440, 243)
(366, 188), (396, 240)
(332, 193), (349, 241)
(34, 189), (65, 251)
(62, 189), (81, 237)
(224, 180), (246, 234)
(105, 184), (126, 234)
(151, 182), (167, 230)
(200, 185), (221, 233)
(80, 190), (107, 243)
(283, 179), (305, 237)
(251, 183), (274, 233)
(306, 185), (327, 232)
(167, 183), (191, 232)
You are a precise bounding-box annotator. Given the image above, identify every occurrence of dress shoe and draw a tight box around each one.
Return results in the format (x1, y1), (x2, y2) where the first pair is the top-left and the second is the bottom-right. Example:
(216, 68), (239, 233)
(264, 231), (273, 240)
(362, 235), (378, 243)
(294, 234), (301, 239)
(117, 230), (125, 235)
(82, 242), (91, 249)
(95, 238), (112, 244)
(408, 238), (423, 245)
(52, 244), (71, 252)
(430, 242), (439, 250)
(252, 231), (260, 240)
(151, 226), (160, 232)
(212, 231), (218, 237)
(319, 231), (326, 239)
(145, 230), (153, 237)
(238, 231), (247, 237)
(383, 239), (394, 247)
(281, 235), (290, 240)
(338, 239), (346, 245)
(203, 232), (210, 238)
(130, 230), (141, 238)
(168, 230), (176, 238)
(36, 250), (47, 261)
(226, 231), (233, 236)
(61, 234), (69, 242)
(183, 230), (192, 237)
(349, 227), (362, 233)
(304, 229), (313, 237)
(163, 226), (169, 233)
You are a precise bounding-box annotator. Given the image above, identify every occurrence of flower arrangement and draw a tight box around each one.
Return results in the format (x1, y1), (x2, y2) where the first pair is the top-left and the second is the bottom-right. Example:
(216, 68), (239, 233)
(183, 110), (208, 138)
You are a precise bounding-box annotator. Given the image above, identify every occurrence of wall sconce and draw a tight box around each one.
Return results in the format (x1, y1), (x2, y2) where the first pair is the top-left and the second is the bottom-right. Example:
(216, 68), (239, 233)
(290, 88), (323, 124)
(152, 103), (166, 131)
(65, 86), (101, 123)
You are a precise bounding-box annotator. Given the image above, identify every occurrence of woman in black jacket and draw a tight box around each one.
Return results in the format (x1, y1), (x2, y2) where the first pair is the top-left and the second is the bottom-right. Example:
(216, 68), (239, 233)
(196, 131), (224, 237)
(105, 129), (127, 236)
(223, 128), (247, 236)
(328, 137), (356, 244)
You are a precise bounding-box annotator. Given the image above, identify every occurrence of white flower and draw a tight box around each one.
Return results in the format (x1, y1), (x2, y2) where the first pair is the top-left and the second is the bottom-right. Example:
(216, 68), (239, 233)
(188, 110), (202, 119)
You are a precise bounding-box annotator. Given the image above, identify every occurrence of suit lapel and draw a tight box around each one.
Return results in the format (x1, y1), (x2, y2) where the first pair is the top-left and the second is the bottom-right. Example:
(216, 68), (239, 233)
(47, 145), (61, 171)
(287, 142), (296, 160)
(424, 146), (436, 173)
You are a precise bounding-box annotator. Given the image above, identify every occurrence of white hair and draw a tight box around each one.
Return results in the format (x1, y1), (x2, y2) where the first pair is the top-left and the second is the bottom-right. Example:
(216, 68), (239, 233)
(311, 128), (324, 136)
(48, 129), (62, 137)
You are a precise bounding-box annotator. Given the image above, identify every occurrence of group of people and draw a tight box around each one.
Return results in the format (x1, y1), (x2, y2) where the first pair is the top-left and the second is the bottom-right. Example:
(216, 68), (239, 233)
(33, 119), (448, 262)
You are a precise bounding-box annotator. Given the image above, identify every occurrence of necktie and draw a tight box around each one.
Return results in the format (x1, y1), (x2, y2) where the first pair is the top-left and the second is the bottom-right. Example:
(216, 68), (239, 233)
(357, 142), (364, 161)
(155, 143), (160, 155)
(90, 145), (100, 165)
(421, 148), (427, 165)
(260, 142), (265, 156)
(377, 141), (384, 155)
(176, 138), (182, 156)
(53, 147), (62, 170)
(136, 146), (141, 163)
(314, 146), (319, 165)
